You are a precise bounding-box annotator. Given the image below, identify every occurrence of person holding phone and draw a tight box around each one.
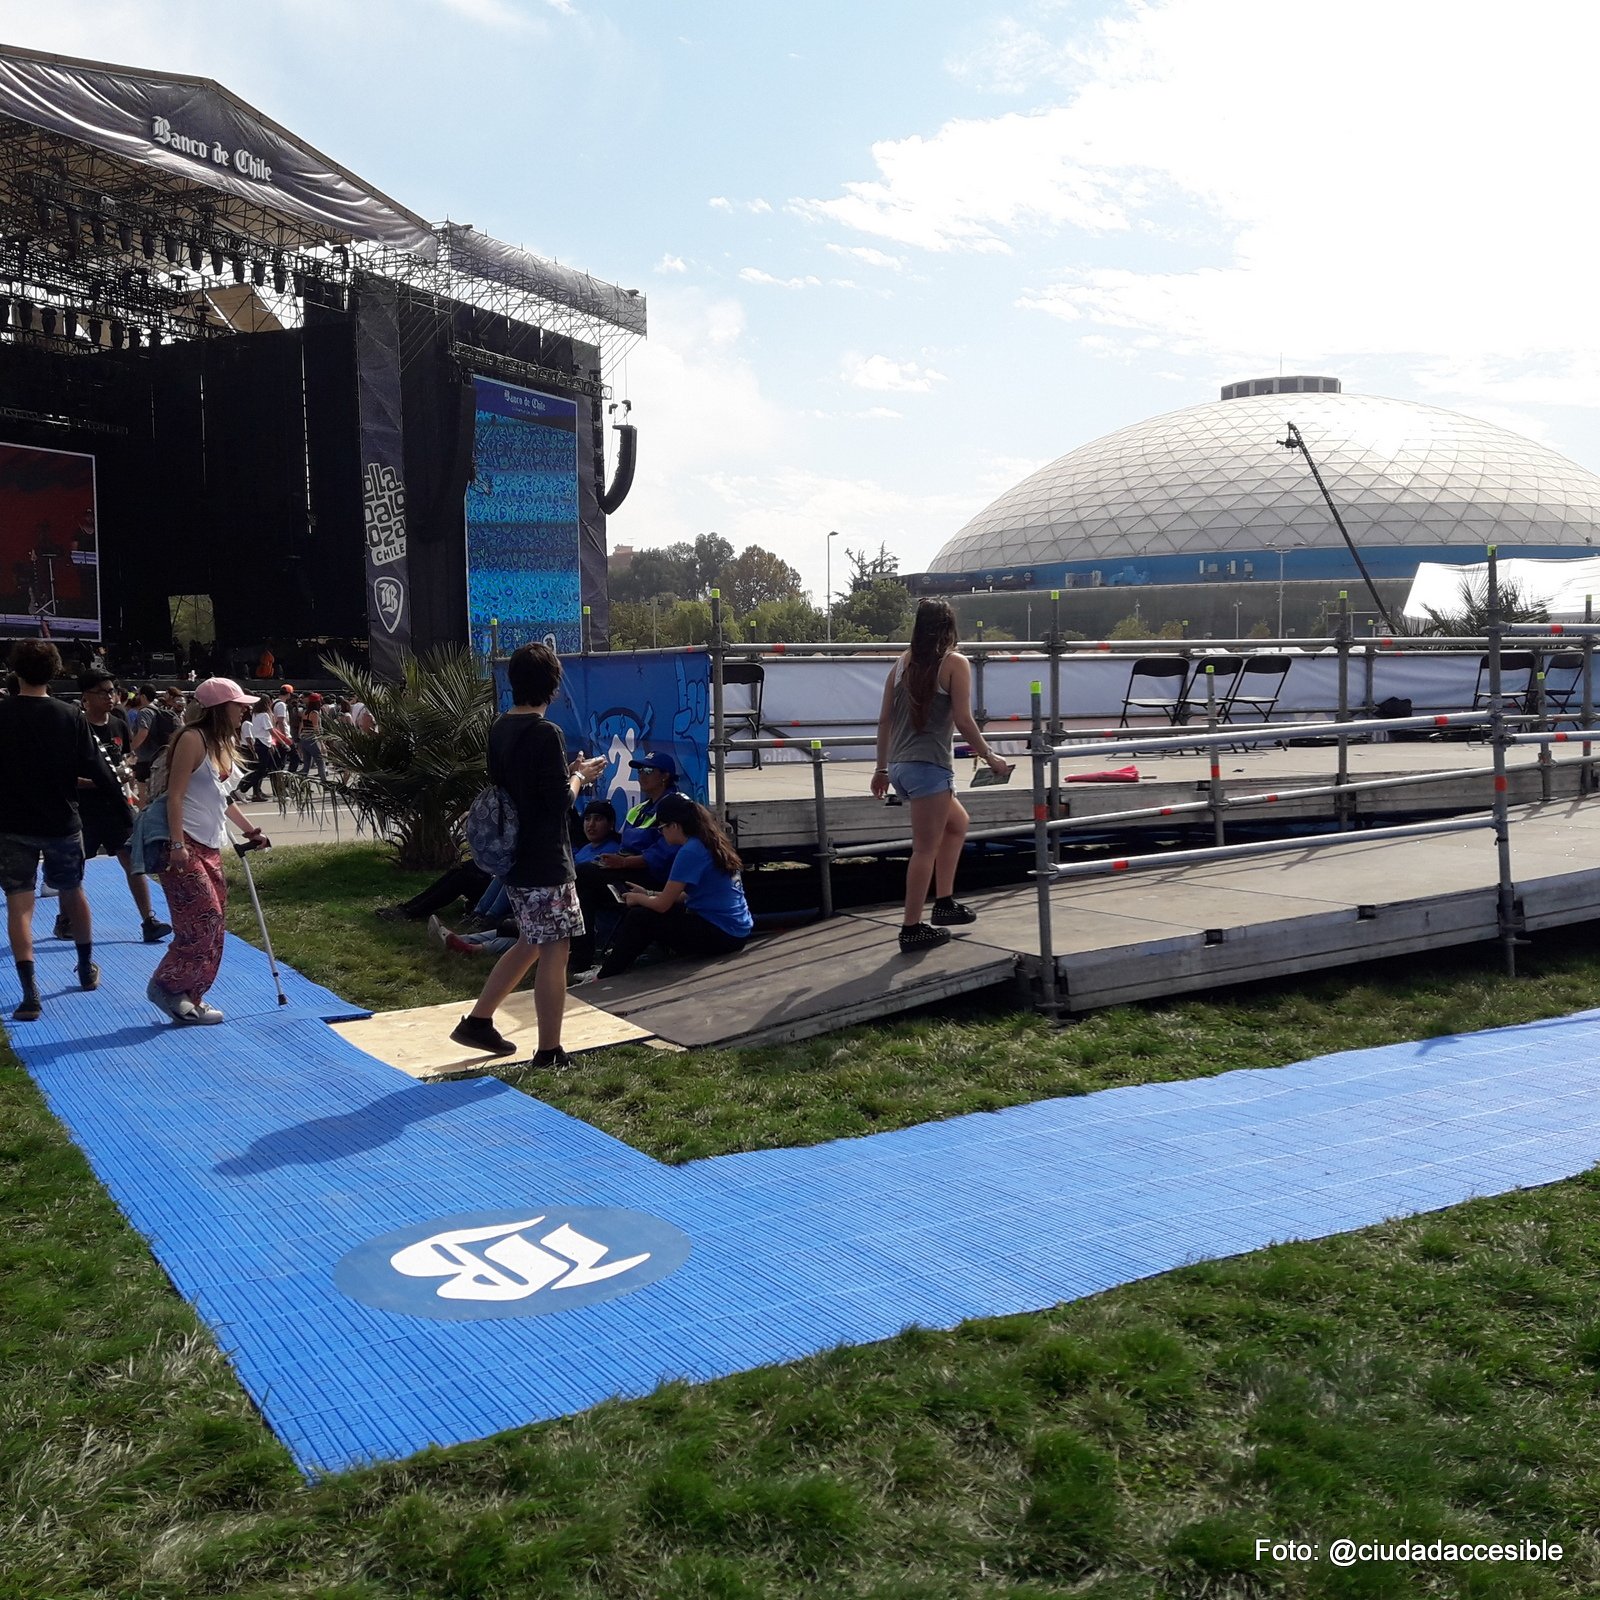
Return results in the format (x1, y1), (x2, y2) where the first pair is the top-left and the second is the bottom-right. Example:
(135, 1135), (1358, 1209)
(594, 793), (752, 978)
(871, 598), (1012, 951)
(450, 643), (605, 1065)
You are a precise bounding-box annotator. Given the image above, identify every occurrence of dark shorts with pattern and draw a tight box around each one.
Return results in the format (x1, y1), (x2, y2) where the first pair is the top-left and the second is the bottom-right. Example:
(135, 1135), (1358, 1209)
(0, 831), (86, 895)
(505, 880), (585, 946)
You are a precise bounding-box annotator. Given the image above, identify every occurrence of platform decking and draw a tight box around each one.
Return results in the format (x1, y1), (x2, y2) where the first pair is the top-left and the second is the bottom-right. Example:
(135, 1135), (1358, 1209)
(576, 798), (1600, 1046)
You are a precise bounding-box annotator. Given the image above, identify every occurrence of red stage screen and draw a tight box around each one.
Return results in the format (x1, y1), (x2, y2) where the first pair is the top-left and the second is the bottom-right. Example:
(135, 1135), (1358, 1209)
(0, 440), (100, 638)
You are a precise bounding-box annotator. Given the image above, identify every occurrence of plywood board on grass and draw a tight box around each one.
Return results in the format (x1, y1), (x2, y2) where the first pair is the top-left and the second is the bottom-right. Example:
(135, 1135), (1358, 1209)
(332, 992), (656, 1080)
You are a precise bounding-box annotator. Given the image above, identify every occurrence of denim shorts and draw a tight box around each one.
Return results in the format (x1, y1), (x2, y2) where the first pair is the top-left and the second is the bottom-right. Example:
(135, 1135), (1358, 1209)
(0, 831), (85, 895)
(889, 760), (956, 801)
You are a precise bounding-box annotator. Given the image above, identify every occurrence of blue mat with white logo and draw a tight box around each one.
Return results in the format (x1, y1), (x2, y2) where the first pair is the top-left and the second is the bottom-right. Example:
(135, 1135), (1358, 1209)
(10, 858), (1600, 1475)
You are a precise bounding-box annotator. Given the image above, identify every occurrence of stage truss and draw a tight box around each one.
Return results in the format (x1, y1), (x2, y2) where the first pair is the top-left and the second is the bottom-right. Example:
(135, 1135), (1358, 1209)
(0, 117), (645, 379)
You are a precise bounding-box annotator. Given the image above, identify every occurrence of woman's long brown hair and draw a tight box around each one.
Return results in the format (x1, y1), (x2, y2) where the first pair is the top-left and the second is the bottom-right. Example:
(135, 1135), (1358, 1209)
(171, 702), (244, 777)
(674, 800), (743, 877)
(905, 599), (959, 731)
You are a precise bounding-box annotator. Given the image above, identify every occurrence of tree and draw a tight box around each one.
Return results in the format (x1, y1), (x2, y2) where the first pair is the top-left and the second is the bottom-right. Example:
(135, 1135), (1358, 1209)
(1420, 575), (1548, 636)
(1108, 613), (1146, 640)
(610, 543), (694, 604)
(743, 596), (826, 643)
(720, 545), (805, 615)
(281, 646), (494, 870)
(693, 532), (735, 598)
(833, 577), (913, 641)
(845, 541), (899, 588)
(657, 599), (742, 647)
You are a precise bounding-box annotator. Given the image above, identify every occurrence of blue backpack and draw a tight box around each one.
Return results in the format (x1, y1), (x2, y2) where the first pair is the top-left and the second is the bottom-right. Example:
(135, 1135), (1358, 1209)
(464, 784), (519, 877)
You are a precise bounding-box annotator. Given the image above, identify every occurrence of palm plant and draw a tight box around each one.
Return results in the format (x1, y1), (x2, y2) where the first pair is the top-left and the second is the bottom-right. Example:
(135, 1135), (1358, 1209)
(1419, 574), (1548, 636)
(281, 646), (496, 870)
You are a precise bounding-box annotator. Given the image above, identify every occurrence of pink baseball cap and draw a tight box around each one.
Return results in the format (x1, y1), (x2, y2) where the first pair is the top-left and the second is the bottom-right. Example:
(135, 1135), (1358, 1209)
(193, 676), (259, 708)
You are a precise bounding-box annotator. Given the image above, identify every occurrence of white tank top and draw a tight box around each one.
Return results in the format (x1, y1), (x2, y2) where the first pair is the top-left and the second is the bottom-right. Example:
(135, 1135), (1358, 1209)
(179, 752), (232, 849)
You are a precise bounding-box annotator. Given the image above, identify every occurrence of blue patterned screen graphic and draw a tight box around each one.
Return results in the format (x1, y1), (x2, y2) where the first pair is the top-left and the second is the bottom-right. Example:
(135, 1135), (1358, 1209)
(465, 378), (582, 657)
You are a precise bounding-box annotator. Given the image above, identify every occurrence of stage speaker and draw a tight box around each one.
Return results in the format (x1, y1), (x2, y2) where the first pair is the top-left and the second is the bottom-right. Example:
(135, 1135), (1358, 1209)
(118, 220), (133, 253)
(187, 239), (203, 271)
(252, 258), (265, 287)
(41, 307), (57, 337)
(599, 424), (637, 515)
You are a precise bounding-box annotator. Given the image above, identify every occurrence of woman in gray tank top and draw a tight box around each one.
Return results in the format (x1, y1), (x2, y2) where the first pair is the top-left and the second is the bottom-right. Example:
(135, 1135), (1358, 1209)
(872, 600), (1014, 950)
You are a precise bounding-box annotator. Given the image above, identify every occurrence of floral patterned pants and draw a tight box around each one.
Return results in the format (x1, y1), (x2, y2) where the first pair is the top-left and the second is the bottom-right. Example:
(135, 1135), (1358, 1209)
(151, 838), (227, 1002)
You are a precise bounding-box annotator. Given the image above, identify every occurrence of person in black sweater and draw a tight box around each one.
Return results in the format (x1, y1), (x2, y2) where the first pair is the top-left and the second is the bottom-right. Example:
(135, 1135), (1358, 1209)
(0, 640), (133, 1021)
(450, 643), (604, 1065)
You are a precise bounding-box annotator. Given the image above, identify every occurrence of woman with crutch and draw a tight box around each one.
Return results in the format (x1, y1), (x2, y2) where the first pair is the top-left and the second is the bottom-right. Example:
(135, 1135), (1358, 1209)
(146, 677), (270, 1025)
(871, 599), (1013, 951)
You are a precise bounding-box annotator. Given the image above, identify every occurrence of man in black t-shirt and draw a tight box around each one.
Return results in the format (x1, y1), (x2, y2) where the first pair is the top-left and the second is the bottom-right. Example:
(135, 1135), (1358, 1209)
(0, 641), (132, 1021)
(68, 671), (171, 946)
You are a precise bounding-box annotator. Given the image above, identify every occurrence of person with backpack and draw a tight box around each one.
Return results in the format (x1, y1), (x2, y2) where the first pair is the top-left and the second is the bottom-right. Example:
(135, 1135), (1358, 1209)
(450, 642), (604, 1064)
(69, 670), (171, 946)
(131, 685), (181, 801)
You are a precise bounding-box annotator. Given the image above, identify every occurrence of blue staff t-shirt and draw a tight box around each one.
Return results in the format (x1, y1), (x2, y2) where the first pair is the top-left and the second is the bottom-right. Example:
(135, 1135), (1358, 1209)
(669, 837), (753, 940)
(574, 832), (622, 866)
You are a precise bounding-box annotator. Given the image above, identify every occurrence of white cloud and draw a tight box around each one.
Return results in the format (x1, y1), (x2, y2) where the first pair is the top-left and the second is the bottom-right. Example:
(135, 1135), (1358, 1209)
(943, 17), (1083, 94)
(738, 267), (822, 289)
(857, 407), (904, 420)
(438, 0), (538, 29)
(745, 198), (773, 215)
(842, 353), (948, 393)
(825, 243), (906, 271)
(797, 0), (1600, 390)
(708, 196), (734, 211)
(654, 254), (688, 274)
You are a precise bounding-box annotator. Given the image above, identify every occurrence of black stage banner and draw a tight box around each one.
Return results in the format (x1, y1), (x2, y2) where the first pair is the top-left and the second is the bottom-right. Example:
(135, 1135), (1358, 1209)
(354, 277), (411, 679)
(0, 45), (434, 254)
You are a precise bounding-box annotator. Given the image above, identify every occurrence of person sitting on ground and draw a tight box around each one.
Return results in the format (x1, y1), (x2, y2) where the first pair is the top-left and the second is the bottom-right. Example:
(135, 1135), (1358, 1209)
(571, 752), (682, 970)
(595, 793), (753, 979)
(0, 640), (132, 1019)
(449, 643), (605, 1064)
(375, 856), (493, 923)
(71, 670), (171, 946)
(573, 798), (623, 865)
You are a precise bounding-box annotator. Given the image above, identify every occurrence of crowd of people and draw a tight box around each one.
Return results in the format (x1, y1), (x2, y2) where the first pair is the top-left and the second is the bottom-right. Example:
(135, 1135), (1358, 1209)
(0, 642), (376, 1027)
(3, 603), (998, 1063)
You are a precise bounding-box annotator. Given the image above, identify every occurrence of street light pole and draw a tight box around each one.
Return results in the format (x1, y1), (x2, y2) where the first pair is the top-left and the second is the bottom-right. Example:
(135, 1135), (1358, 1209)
(1273, 544), (1285, 638)
(826, 530), (840, 643)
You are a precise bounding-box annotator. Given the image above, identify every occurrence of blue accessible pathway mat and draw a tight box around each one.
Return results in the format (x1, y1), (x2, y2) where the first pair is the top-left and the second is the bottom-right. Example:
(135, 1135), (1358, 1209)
(9, 859), (1600, 1475)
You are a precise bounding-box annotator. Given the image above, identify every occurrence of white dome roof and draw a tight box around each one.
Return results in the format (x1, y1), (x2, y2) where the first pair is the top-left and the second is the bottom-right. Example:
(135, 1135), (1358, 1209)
(932, 390), (1600, 573)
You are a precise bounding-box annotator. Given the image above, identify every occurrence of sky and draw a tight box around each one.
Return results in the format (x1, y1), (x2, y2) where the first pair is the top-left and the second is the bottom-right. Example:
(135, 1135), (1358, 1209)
(7, 0), (1600, 605)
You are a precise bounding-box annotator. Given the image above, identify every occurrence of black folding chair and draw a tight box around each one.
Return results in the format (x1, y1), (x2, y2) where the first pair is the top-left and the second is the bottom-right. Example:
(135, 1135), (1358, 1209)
(722, 661), (766, 769)
(1177, 655), (1245, 723)
(1118, 656), (1189, 727)
(1471, 651), (1536, 714)
(1223, 654), (1293, 725)
(1535, 650), (1587, 728)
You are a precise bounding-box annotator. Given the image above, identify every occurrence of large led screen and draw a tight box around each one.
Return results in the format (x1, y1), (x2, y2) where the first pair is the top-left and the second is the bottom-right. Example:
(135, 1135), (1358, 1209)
(0, 440), (100, 638)
(465, 377), (582, 658)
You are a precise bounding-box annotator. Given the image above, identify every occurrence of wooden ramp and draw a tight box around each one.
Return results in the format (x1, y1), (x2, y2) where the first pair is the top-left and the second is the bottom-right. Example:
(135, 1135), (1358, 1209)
(577, 798), (1600, 1043)
(580, 915), (1019, 1048)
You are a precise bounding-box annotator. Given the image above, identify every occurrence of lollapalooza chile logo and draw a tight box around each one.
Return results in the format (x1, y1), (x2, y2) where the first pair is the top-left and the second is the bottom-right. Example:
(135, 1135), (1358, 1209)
(364, 463), (408, 635)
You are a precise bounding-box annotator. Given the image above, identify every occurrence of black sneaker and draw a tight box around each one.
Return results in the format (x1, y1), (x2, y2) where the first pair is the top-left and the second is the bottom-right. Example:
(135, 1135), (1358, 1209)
(449, 1014), (518, 1057)
(77, 962), (100, 992)
(531, 1047), (573, 1070)
(141, 918), (172, 944)
(931, 899), (978, 926)
(374, 905), (412, 923)
(12, 993), (41, 1022)
(898, 922), (952, 952)
(52, 914), (71, 940)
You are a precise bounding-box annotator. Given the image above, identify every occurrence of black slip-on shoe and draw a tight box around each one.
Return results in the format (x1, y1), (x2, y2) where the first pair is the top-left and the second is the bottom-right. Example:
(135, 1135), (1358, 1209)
(77, 962), (100, 992)
(931, 899), (978, 925)
(12, 994), (41, 1022)
(449, 1014), (518, 1057)
(898, 922), (952, 952)
(531, 1047), (573, 1070)
(141, 918), (172, 943)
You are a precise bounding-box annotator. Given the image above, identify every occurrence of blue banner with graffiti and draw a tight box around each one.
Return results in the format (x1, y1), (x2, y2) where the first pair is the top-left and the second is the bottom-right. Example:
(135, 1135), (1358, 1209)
(533, 650), (711, 819)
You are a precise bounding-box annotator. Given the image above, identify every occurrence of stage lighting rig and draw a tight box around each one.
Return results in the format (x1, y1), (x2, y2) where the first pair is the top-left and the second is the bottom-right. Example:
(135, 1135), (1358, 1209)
(272, 253), (286, 293)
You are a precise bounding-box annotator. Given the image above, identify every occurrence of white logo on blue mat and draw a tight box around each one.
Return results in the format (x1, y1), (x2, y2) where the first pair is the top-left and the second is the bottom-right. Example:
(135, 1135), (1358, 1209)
(334, 1206), (691, 1321)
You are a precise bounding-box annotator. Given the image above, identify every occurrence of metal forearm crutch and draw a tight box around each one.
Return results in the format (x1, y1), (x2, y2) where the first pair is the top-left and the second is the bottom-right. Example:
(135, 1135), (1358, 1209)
(229, 833), (287, 1007)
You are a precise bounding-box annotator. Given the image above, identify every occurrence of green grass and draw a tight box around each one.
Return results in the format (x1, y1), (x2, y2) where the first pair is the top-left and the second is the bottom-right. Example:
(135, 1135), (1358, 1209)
(5, 840), (1600, 1596)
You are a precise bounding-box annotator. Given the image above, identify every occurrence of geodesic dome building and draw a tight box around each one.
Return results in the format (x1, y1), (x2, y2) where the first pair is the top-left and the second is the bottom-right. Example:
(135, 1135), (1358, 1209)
(918, 378), (1600, 593)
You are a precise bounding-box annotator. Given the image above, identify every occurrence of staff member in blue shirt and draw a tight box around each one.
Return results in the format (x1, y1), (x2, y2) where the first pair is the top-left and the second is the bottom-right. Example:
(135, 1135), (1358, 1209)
(572, 749), (682, 970)
(595, 792), (753, 977)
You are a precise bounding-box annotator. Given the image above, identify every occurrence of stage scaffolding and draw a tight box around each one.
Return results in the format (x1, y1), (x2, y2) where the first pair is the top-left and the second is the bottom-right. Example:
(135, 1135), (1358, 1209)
(0, 120), (645, 379)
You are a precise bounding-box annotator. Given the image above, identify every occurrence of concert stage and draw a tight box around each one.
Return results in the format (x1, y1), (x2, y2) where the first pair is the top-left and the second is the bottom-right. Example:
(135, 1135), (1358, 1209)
(0, 44), (643, 670)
